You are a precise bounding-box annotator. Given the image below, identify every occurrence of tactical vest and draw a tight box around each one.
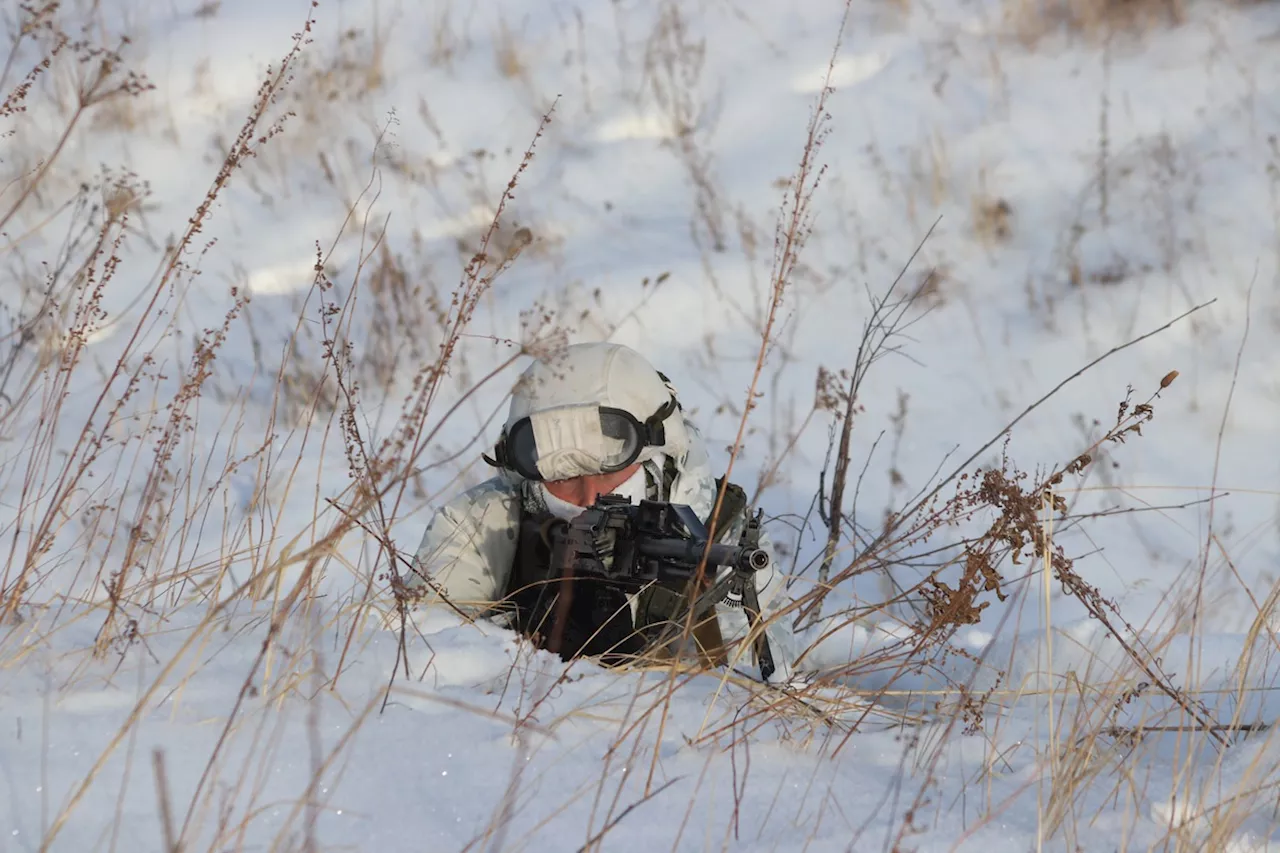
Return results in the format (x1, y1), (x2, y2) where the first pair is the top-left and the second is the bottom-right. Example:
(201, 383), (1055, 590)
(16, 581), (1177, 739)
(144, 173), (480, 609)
(503, 464), (750, 669)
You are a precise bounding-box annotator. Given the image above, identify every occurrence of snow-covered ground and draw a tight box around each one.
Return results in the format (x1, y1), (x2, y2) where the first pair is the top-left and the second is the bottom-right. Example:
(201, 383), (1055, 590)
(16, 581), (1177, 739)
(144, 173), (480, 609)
(2, 0), (1280, 849)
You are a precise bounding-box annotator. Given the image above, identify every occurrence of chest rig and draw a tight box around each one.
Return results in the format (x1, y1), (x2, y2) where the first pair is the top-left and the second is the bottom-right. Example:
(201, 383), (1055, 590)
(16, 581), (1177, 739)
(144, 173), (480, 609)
(503, 460), (750, 669)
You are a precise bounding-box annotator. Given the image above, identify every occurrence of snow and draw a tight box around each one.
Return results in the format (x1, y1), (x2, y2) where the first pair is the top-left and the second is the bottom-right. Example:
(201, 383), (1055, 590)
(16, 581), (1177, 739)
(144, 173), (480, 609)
(2, 0), (1280, 849)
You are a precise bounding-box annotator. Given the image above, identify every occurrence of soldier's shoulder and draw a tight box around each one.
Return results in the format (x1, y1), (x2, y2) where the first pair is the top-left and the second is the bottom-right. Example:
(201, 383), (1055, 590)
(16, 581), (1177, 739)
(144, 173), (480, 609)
(441, 475), (521, 518)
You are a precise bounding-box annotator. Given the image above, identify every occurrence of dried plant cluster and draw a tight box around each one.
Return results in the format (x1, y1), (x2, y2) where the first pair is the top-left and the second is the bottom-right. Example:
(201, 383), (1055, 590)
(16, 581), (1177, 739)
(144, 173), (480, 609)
(0, 1), (1274, 851)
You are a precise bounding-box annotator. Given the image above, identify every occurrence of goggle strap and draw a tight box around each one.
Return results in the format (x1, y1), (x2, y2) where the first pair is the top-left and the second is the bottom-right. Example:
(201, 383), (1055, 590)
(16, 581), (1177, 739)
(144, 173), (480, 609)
(484, 436), (512, 470)
(656, 371), (682, 407)
(487, 391), (681, 478)
(643, 395), (679, 445)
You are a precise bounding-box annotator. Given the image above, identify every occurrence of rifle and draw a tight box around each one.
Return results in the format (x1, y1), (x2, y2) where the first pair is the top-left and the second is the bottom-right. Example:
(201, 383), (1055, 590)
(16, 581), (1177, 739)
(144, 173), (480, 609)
(536, 493), (777, 682)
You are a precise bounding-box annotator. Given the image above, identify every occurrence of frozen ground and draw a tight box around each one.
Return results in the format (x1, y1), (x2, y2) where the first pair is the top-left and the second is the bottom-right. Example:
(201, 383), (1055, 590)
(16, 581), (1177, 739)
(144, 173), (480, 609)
(2, 0), (1280, 849)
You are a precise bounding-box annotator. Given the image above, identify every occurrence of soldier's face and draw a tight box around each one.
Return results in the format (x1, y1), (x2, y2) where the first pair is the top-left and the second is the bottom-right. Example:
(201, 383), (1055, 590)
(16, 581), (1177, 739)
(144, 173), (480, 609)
(542, 462), (643, 508)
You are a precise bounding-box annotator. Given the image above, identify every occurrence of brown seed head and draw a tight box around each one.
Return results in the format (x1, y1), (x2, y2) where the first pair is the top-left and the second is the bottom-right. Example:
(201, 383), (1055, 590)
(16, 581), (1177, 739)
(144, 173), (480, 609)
(1160, 370), (1179, 388)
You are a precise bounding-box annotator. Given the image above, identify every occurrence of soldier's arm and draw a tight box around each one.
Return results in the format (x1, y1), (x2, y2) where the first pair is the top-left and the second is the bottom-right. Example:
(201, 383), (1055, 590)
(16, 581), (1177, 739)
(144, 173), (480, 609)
(409, 477), (521, 616)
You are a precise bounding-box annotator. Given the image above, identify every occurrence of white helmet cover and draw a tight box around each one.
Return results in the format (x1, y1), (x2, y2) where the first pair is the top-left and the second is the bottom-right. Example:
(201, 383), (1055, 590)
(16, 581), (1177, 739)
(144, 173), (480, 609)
(499, 342), (690, 482)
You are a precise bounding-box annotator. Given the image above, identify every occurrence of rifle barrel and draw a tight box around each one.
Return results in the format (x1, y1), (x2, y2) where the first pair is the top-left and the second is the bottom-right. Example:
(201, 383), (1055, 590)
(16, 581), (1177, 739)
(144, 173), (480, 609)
(636, 540), (767, 572)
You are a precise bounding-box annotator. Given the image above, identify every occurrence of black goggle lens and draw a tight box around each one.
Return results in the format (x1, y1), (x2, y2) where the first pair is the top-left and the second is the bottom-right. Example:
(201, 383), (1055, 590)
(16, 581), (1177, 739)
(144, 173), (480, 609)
(506, 419), (540, 480)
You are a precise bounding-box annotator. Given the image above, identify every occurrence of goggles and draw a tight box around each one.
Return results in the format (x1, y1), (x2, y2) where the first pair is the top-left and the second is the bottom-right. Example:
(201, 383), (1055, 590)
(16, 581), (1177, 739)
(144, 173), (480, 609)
(486, 396), (679, 482)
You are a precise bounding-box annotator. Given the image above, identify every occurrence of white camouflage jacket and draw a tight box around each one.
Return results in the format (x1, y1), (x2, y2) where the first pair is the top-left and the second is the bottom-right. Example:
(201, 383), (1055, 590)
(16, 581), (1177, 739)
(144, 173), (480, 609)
(410, 421), (795, 681)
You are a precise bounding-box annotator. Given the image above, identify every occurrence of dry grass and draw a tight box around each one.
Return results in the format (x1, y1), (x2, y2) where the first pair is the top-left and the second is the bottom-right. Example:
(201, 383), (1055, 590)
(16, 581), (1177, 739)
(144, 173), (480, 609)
(0, 0), (1276, 851)
(0, 0), (561, 844)
(641, 0), (727, 254)
(1004, 0), (1187, 44)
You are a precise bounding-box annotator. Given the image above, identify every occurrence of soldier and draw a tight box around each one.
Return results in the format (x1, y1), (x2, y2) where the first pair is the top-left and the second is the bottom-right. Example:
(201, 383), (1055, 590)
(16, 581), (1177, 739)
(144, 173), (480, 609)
(408, 342), (794, 681)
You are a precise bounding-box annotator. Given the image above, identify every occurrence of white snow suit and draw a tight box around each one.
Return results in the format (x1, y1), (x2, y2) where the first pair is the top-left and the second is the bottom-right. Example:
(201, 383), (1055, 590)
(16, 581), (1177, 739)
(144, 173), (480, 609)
(408, 342), (796, 682)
